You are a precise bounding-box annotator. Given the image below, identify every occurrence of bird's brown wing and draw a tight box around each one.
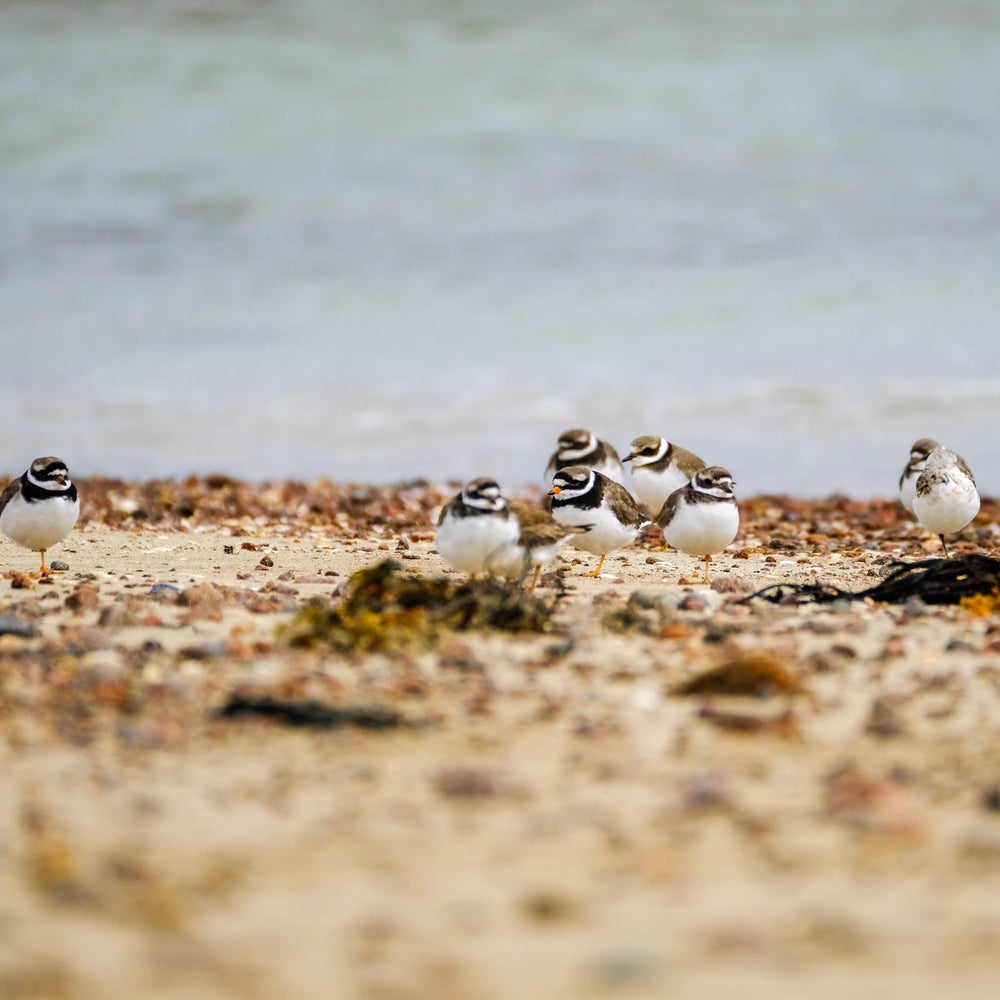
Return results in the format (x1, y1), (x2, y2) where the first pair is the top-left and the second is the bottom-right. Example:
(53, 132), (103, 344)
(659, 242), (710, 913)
(672, 445), (706, 479)
(509, 500), (552, 529)
(0, 477), (21, 518)
(957, 454), (976, 486)
(606, 481), (647, 529)
(655, 485), (686, 528)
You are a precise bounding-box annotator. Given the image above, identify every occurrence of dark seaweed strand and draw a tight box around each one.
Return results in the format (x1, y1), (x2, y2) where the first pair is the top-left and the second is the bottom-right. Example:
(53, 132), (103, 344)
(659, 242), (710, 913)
(739, 554), (1000, 607)
(857, 554), (1000, 605)
(216, 696), (406, 730)
(736, 581), (852, 605)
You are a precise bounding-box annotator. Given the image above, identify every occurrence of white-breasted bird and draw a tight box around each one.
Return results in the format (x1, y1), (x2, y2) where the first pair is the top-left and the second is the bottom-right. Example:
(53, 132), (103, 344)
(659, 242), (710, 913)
(899, 438), (943, 514)
(623, 435), (706, 514)
(486, 501), (591, 591)
(435, 478), (521, 576)
(0, 456), (80, 574)
(544, 428), (625, 486)
(657, 466), (739, 584)
(548, 466), (648, 577)
(911, 447), (979, 556)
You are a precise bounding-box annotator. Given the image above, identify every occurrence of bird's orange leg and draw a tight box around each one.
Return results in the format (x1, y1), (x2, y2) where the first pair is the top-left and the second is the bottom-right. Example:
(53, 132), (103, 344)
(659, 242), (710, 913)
(702, 554), (711, 585)
(528, 565), (542, 593)
(584, 554), (606, 577)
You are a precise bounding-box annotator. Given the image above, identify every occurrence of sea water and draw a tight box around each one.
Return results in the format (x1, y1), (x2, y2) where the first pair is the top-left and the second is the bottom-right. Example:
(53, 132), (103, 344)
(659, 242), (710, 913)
(3, 0), (999, 496)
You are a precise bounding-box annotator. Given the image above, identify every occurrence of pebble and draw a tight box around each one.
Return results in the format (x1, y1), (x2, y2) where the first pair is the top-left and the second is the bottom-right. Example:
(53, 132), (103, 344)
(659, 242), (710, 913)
(903, 595), (931, 617)
(0, 613), (38, 638)
(678, 594), (708, 612)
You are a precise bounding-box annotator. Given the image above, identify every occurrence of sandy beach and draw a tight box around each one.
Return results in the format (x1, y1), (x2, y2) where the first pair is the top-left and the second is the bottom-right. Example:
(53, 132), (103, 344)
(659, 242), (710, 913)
(3, 476), (1000, 999)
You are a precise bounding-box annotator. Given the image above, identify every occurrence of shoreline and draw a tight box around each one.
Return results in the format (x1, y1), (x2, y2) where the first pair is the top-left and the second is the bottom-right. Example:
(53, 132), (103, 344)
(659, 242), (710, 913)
(2, 481), (1000, 998)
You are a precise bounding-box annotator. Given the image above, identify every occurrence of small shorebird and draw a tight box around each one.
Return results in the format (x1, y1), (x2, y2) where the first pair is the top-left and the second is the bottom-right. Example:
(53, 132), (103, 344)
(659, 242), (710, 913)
(435, 478), (521, 576)
(548, 466), (648, 577)
(623, 435), (706, 514)
(911, 447), (979, 556)
(0, 456), (80, 574)
(657, 466), (739, 584)
(544, 428), (625, 485)
(487, 501), (592, 591)
(898, 438), (942, 514)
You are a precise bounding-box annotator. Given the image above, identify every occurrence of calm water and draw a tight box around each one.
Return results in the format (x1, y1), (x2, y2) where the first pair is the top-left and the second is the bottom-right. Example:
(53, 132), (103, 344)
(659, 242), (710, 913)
(3, 0), (999, 496)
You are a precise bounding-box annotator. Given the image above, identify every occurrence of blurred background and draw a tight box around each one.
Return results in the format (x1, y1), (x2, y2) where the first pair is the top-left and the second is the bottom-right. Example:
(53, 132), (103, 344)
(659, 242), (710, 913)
(3, 0), (998, 496)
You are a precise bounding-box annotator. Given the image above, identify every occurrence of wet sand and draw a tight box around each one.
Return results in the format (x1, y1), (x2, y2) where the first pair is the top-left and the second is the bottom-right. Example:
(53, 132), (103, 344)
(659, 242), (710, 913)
(2, 478), (1000, 999)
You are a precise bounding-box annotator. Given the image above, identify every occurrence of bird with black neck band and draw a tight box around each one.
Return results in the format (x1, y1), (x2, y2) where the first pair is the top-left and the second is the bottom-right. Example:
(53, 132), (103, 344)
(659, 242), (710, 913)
(0, 456), (80, 575)
(548, 466), (647, 578)
(656, 466), (739, 584)
(544, 428), (625, 486)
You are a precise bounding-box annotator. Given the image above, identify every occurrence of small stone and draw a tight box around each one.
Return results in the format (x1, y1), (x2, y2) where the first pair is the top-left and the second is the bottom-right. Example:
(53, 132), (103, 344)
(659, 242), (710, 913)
(865, 696), (907, 738)
(586, 953), (660, 989)
(946, 638), (976, 654)
(982, 784), (1000, 812)
(681, 771), (731, 809)
(64, 582), (102, 613)
(49, 560), (70, 572)
(520, 891), (579, 923)
(678, 594), (708, 612)
(829, 644), (858, 659)
(0, 614), (38, 638)
(903, 595), (930, 617)
(439, 640), (483, 673)
(434, 766), (514, 799)
(627, 590), (660, 610)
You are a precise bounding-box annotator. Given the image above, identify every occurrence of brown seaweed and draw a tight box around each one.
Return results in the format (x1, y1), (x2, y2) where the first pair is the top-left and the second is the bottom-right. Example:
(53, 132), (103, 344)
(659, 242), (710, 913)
(674, 651), (803, 697)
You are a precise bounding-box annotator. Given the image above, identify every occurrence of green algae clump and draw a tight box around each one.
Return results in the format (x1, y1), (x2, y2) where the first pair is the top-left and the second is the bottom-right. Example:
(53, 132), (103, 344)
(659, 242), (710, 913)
(277, 560), (558, 652)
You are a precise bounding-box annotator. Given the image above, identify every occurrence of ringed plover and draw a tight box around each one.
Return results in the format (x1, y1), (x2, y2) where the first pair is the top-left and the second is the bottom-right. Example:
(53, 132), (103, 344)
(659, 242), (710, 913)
(0, 456), (80, 574)
(487, 501), (592, 591)
(657, 466), (739, 584)
(623, 435), (706, 514)
(548, 466), (648, 577)
(435, 478), (521, 576)
(544, 428), (625, 486)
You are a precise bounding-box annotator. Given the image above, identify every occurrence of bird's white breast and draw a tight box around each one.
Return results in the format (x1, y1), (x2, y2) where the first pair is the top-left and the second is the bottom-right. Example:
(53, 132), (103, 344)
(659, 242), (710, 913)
(912, 473), (979, 535)
(0, 493), (80, 552)
(631, 464), (689, 514)
(435, 511), (521, 574)
(552, 502), (638, 556)
(662, 500), (739, 556)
